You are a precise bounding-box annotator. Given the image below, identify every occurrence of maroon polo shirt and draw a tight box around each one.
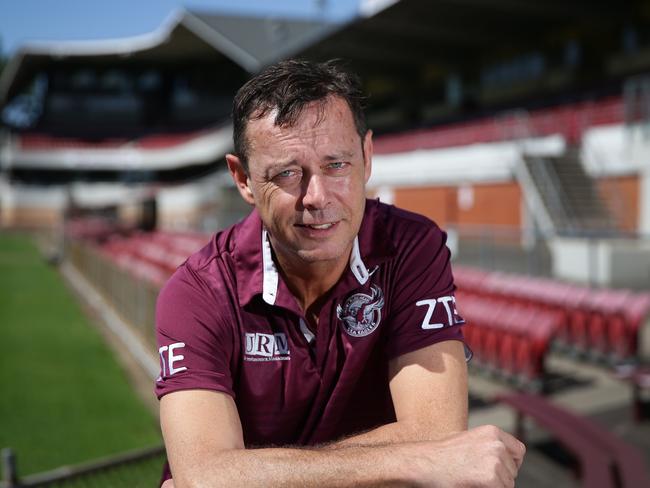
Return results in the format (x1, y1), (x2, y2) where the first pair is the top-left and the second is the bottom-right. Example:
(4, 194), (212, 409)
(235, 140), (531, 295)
(155, 199), (466, 480)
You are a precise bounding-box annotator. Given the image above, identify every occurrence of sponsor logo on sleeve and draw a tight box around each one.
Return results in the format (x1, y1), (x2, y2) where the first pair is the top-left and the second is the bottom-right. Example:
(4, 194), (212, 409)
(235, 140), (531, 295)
(157, 342), (187, 381)
(337, 285), (385, 337)
(416, 295), (465, 330)
(244, 332), (290, 361)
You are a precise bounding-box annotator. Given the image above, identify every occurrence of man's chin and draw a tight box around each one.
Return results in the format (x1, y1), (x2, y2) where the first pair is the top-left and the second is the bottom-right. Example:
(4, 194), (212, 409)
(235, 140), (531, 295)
(295, 246), (348, 265)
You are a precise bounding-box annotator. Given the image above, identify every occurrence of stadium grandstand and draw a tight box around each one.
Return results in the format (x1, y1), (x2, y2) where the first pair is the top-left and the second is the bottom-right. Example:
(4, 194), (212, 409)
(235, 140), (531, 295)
(0, 8), (338, 231)
(2, 1), (650, 487)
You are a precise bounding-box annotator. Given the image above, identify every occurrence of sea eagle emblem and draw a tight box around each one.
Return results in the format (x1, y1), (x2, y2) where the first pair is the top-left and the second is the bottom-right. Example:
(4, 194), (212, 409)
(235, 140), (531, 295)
(336, 285), (385, 337)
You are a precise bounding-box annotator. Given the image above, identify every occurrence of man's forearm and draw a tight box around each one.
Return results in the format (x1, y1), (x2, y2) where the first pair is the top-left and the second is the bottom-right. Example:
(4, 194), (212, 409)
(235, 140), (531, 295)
(327, 419), (446, 448)
(169, 425), (526, 488)
(176, 421), (446, 486)
(174, 443), (412, 488)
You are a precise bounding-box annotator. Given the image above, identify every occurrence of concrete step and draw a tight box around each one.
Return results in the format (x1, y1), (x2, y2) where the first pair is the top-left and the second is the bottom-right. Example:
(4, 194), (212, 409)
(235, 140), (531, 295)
(523, 152), (619, 233)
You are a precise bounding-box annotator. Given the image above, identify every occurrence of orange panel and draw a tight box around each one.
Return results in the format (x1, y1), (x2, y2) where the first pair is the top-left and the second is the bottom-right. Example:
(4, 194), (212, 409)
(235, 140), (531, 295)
(456, 182), (522, 227)
(597, 175), (639, 232)
(393, 186), (456, 228)
(393, 182), (522, 229)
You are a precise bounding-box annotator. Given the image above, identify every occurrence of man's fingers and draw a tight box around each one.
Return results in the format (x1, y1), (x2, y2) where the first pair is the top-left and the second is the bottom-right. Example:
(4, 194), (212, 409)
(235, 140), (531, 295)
(500, 430), (526, 468)
(495, 461), (515, 488)
(499, 444), (518, 481)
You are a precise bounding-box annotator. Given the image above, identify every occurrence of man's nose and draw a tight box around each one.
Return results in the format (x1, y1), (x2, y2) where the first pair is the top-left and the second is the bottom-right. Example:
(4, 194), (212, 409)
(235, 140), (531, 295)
(301, 173), (329, 210)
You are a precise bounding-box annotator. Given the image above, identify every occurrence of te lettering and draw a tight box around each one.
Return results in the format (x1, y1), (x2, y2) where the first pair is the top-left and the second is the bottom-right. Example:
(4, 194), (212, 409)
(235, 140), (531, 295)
(158, 342), (187, 378)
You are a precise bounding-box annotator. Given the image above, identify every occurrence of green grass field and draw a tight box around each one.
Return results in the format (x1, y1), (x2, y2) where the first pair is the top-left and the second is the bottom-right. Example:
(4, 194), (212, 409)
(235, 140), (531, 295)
(0, 233), (162, 477)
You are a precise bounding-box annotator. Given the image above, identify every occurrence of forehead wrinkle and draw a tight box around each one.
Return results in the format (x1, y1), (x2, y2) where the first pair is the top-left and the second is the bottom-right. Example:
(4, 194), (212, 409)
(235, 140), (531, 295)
(247, 97), (360, 166)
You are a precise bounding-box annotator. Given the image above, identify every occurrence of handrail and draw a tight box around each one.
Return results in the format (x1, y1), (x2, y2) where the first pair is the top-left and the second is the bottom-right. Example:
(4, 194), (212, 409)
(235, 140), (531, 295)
(495, 107), (562, 239)
(498, 393), (650, 488)
(513, 155), (557, 239)
(1, 445), (165, 488)
(537, 153), (579, 233)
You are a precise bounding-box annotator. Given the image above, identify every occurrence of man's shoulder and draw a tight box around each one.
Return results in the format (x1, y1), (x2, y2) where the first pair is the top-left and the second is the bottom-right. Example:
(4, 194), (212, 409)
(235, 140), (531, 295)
(162, 214), (255, 300)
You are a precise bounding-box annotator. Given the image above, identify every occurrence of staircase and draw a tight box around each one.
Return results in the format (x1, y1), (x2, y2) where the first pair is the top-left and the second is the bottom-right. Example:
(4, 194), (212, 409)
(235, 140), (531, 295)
(522, 147), (619, 235)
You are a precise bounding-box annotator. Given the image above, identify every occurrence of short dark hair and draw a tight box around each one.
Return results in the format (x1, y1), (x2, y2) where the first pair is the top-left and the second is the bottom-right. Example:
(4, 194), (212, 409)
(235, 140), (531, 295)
(232, 59), (367, 170)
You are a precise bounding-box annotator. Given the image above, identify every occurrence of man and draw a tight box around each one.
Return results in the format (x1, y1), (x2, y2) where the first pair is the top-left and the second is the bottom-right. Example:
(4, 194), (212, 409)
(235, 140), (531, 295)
(156, 59), (525, 487)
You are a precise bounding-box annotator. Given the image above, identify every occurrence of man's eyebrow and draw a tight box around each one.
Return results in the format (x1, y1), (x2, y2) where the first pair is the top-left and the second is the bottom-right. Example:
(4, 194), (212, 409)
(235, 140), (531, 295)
(324, 151), (355, 161)
(265, 161), (297, 175)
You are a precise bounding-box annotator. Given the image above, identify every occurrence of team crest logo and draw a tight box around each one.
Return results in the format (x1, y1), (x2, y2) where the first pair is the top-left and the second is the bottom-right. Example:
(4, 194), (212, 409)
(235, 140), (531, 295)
(337, 285), (385, 337)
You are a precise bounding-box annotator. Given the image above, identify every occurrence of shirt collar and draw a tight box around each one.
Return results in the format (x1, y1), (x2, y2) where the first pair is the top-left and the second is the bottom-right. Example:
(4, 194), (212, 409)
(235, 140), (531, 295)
(234, 199), (395, 308)
(261, 228), (279, 305)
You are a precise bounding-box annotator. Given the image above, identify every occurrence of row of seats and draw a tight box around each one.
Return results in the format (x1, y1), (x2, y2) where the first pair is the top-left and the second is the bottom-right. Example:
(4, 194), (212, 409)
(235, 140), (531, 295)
(454, 265), (650, 362)
(67, 221), (210, 288)
(69, 223), (648, 376)
(21, 94), (621, 156)
(17, 128), (208, 150)
(102, 234), (190, 275)
(66, 218), (126, 242)
(373, 95), (622, 154)
(458, 291), (560, 387)
(98, 231), (209, 287)
(104, 250), (170, 288)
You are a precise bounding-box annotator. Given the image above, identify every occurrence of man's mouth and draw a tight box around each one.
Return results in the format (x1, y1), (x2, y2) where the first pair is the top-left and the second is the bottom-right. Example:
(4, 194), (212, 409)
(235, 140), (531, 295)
(296, 222), (337, 230)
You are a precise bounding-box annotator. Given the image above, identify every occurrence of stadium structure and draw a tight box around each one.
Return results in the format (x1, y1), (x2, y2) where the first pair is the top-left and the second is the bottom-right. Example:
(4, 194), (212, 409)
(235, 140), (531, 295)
(1, 0), (650, 287)
(0, 8), (339, 231)
(2, 1), (650, 486)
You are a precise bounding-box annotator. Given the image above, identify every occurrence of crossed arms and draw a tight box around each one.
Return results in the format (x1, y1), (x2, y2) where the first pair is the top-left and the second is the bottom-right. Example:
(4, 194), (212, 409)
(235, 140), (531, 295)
(160, 340), (525, 487)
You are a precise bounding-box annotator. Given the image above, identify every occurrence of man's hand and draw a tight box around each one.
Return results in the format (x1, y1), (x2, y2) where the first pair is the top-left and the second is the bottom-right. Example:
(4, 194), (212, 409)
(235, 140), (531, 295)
(404, 425), (526, 487)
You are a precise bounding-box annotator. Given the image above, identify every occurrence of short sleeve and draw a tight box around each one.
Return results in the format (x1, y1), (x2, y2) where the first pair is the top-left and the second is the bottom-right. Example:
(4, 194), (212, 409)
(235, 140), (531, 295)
(155, 264), (236, 399)
(385, 223), (466, 359)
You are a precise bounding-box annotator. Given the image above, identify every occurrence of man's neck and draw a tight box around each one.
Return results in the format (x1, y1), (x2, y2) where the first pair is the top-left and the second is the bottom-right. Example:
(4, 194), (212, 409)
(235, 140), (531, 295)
(272, 247), (351, 317)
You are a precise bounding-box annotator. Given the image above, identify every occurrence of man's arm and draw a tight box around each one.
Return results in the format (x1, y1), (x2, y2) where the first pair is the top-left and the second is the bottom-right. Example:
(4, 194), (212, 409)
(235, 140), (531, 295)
(161, 340), (524, 487)
(161, 390), (523, 488)
(332, 339), (467, 447)
(161, 390), (404, 487)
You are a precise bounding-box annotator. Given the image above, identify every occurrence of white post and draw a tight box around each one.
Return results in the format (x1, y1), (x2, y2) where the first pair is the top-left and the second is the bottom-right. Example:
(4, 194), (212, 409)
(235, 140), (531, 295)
(1, 448), (19, 488)
(639, 145), (650, 235)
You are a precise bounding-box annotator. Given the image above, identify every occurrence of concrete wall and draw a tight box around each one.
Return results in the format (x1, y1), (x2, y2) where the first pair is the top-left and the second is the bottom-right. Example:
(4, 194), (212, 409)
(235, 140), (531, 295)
(0, 184), (66, 229)
(551, 237), (650, 289)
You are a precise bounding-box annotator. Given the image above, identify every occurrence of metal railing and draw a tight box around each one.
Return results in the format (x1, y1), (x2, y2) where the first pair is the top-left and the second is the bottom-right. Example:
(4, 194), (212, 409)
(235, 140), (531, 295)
(451, 224), (553, 277)
(65, 239), (160, 349)
(1, 445), (165, 488)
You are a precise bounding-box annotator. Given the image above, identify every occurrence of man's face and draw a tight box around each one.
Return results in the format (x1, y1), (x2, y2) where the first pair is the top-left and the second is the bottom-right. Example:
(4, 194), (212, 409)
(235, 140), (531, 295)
(227, 96), (372, 267)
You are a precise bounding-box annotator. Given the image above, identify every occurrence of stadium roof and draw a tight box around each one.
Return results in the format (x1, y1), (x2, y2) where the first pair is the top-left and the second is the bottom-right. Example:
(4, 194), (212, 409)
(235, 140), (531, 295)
(296, 0), (650, 130)
(3, 0), (648, 129)
(0, 8), (341, 105)
(303, 0), (644, 72)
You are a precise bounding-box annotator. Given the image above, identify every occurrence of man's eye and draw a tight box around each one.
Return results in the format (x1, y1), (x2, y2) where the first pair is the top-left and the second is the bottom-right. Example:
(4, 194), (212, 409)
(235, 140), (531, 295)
(276, 170), (294, 178)
(329, 162), (347, 170)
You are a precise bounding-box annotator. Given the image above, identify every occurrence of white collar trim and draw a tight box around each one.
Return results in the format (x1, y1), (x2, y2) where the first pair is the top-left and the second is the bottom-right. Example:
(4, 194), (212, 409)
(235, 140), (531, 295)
(350, 236), (370, 285)
(299, 318), (316, 345)
(261, 233), (369, 305)
(262, 228), (279, 305)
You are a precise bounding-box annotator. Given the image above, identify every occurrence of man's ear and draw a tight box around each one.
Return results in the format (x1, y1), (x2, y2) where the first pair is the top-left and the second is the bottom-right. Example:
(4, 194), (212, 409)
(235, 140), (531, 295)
(362, 130), (373, 184)
(226, 154), (255, 205)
